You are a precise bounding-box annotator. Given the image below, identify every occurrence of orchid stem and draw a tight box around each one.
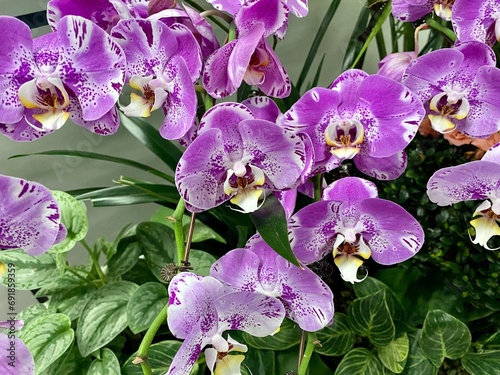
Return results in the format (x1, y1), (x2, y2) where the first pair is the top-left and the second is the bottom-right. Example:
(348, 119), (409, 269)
(171, 198), (186, 266)
(313, 174), (323, 202)
(81, 239), (106, 285)
(135, 303), (169, 375)
(297, 330), (307, 369)
(297, 332), (317, 375)
(184, 213), (196, 264)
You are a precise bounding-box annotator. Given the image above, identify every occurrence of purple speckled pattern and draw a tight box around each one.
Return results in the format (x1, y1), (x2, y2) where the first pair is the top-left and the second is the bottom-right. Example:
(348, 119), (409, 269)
(176, 103), (307, 212)
(211, 234), (334, 331)
(0, 174), (64, 255)
(402, 41), (500, 137)
(280, 69), (423, 178)
(427, 161), (500, 206)
(392, 0), (434, 22)
(166, 272), (284, 375)
(452, 0), (500, 45)
(289, 177), (424, 266)
(242, 96), (281, 122)
(323, 176), (378, 204)
(483, 142), (500, 164)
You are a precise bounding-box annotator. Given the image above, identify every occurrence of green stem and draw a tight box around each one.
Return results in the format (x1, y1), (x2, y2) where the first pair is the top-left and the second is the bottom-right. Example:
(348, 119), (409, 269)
(425, 16), (456, 42)
(81, 239), (106, 284)
(297, 332), (318, 375)
(402, 22), (414, 52)
(204, 92), (215, 112)
(389, 15), (398, 53)
(183, 0), (229, 33)
(313, 174), (323, 202)
(135, 303), (168, 375)
(172, 198), (186, 266)
(228, 22), (237, 42)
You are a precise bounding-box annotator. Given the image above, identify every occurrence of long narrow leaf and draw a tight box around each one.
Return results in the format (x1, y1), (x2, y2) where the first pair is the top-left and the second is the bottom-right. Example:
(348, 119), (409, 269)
(76, 184), (179, 207)
(341, 5), (372, 71)
(350, 2), (392, 69)
(296, 0), (341, 91)
(10, 150), (174, 183)
(250, 195), (301, 268)
(308, 53), (326, 90)
(119, 112), (183, 172)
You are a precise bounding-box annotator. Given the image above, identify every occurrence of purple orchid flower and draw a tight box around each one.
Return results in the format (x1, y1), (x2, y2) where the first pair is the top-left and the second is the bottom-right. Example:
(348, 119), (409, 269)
(0, 174), (66, 255)
(0, 320), (34, 375)
(175, 102), (307, 213)
(402, 41), (500, 137)
(427, 159), (500, 250)
(377, 51), (418, 82)
(166, 272), (285, 375)
(289, 177), (424, 283)
(0, 15), (126, 142)
(203, 22), (290, 99)
(392, 0), (454, 22)
(279, 69), (424, 180)
(452, 0), (500, 45)
(211, 234), (334, 331)
(207, 0), (308, 39)
(111, 18), (201, 139)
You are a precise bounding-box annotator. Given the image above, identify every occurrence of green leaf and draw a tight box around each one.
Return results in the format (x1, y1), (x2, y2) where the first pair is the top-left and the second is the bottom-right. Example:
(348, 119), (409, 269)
(36, 276), (97, 320)
(10, 150), (173, 183)
(150, 207), (226, 243)
(39, 343), (91, 375)
(107, 236), (142, 277)
(419, 310), (471, 367)
(189, 250), (217, 276)
(136, 222), (177, 282)
(341, 4), (371, 70)
(334, 348), (390, 375)
(122, 340), (199, 375)
(77, 281), (139, 357)
(243, 318), (302, 350)
(0, 250), (59, 290)
(19, 313), (74, 374)
(127, 282), (169, 334)
(401, 331), (438, 375)
(315, 312), (356, 356)
(348, 289), (395, 347)
(88, 348), (121, 375)
(16, 304), (57, 327)
(378, 333), (409, 373)
(75, 184), (179, 207)
(250, 194), (300, 267)
(241, 347), (276, 375)
(119, 112), (182, 172)
(354, 277), (405, 320)
(296, 0), (341, 91)
(462, 351), (500, 375)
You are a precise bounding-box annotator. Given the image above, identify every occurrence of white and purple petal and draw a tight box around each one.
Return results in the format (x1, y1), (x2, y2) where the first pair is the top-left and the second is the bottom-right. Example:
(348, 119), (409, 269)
(55, 16), (126, 121)
(0, 16), (36, 124)
(242, 96), (281, 122)
(235, 0), (289, 38)
(354, 151), (408, 181)
(0, 175), (62, 255)
(322, 177), (378, 204)
(0, 333), (34, 375)
(452, 0), (500, 45)
(168, 23), (202, 83)
(427, 161), (500, 207)
(392, 0), (433, 22)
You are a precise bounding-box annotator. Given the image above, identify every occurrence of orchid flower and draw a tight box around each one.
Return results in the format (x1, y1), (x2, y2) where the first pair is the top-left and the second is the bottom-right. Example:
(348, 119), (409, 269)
(403, 41), (500, 137)
(0, 15), (126, 141)
(166, 272), (285, 375)
(0, 174), (66, 255)
(377, 51), (418, 82)
(392, 0), (455, 22)
(427, 147), (500, 250)
(279, 69), (424, 180)
(0, 320), (34, 375)
(211, 234), (334, 331)
(452, 0), (500, 45)
(206, 0), (308, 38)
(289, 177), (424, 283)
(111, 18), (201, 139)
(175, 102), (307, 213)
(203, 22), (291, 99)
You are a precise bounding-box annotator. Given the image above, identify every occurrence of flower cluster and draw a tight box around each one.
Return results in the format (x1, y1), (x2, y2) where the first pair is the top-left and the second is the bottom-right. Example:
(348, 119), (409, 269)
(2, 0), (500, 374)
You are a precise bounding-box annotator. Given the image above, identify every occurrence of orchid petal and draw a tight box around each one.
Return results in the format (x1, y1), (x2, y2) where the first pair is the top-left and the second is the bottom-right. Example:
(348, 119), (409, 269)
(69, 97), (120, 136)
(168, 23), (202, 82)
(0, 320), (23, 330)
(213, 354), (246, 375)
(334, 255), (368, 284)
(322, 177), (378, 204)
(470, 200), (500, 250)
(166, 326), (208, 375)
(235, 0), (288, 38)
(354, 151), (408, 181)
(56, 15), (125, 121)
(0, 175), (62, 255)
(0, 117), (50, 142)
(0, 333), (35, 375)
(242, 96), (281, 122)
(483, 142), (500, 164)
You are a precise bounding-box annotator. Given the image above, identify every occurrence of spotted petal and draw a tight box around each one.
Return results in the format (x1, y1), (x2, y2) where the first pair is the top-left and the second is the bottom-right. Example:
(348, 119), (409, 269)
(322, 176), (378, 204)
(242, 96), (281, 122)
(452, 0), (500, 45)
(55, 16), (126, 121)
(0, 16), (36, 124)
(0, 175), (62, 255)
(354, 151), (408, 181)
(427, 160), (500, 215)
(235, 0), (288, 38)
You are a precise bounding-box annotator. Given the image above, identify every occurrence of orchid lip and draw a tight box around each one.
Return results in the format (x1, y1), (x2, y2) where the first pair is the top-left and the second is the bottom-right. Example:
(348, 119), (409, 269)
(244, 47), (271, 86)
(428, 92), (470, 133)
(469, 200), (500, 250)
(324, 119), (364, 159)
(121, 75), (170, 118)
(433, 1), (454, 21)
(223, 164), (266, 213)
(332, 234), (371, 284)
